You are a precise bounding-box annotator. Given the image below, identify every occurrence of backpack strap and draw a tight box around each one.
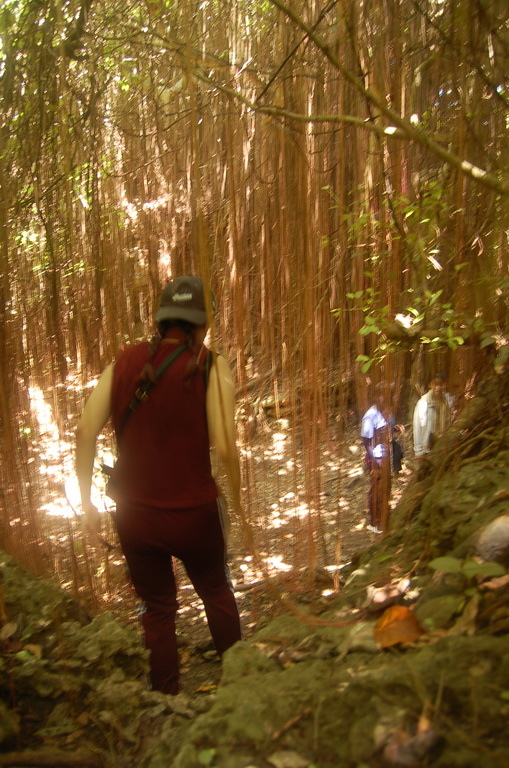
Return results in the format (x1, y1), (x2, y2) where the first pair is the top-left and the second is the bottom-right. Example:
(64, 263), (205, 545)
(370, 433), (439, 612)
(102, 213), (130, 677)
(201, 348), (215, 390)
(129, 344), (186, 411)
(117, 344), (186, 437)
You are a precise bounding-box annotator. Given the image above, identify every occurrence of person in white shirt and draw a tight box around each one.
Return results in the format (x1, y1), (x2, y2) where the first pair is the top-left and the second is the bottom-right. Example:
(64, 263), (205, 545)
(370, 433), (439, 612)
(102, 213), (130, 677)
(413, 372), (454, 460)
(361, 385), (392, 534)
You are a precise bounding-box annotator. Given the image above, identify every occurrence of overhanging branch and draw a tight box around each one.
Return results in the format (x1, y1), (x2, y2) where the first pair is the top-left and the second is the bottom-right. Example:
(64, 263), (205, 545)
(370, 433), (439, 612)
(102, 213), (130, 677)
(266, 0), (509, 196)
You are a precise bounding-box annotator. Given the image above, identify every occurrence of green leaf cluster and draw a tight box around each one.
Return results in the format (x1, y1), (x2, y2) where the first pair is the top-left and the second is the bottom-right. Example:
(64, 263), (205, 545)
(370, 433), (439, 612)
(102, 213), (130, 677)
(428, 556), (506, 580)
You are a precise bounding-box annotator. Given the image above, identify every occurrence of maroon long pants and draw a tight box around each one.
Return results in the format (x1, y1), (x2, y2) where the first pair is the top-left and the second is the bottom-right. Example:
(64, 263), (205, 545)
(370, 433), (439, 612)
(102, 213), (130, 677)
(369, 455), (391, 531)
(114, 499), (242, 695)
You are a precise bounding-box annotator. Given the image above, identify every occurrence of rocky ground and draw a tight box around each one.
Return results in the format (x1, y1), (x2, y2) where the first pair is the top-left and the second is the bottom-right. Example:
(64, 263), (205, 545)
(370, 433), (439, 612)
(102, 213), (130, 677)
(1, 372), (509, 767)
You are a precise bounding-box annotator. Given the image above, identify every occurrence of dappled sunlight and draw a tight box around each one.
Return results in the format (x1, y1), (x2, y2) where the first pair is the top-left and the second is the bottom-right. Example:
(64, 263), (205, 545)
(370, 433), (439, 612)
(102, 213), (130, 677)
(344, 441), (364, 478)
(269, 494), (313, 530)
(264, 555), (292, 572)
(26, 377), (412, 623)
(28, 377), (400, 562)
(336, 495), (352, 516)
(232, 552), (293, 589)
(239, 417), (384, 567)
(29, 386), (76, 519)
(39, 495), (74, 519)
(265, 429), (287, 461)
(29, 385), (116, 520)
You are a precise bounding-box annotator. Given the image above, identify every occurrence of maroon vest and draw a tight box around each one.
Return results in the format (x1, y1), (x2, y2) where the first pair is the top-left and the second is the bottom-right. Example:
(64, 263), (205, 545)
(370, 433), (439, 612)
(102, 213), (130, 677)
(110, 331), (217, 508)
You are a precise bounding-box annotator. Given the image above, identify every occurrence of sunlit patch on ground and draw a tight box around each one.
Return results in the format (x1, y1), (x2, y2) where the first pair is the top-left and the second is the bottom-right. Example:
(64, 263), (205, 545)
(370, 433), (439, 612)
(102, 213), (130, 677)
(29, 384), (116, 519)
(26, 379), (414, 657)
(264, 555), (292, 572)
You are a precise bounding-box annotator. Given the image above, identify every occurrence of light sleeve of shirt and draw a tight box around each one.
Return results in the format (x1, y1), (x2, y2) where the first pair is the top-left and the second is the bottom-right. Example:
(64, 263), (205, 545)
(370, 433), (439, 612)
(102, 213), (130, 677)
(361, 410), (374, 440)
(413, 397), (427, 456)
(206, 355), (241, 509)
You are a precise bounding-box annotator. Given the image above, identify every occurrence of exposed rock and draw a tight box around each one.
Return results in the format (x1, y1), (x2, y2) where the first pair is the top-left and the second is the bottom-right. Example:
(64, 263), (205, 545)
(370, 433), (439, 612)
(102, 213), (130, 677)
(476, 514), (509, 566)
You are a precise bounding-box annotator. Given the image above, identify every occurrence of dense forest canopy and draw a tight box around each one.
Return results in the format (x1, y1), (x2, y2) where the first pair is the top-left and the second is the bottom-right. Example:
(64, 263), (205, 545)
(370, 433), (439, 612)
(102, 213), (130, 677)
(0, 0), (508, 581)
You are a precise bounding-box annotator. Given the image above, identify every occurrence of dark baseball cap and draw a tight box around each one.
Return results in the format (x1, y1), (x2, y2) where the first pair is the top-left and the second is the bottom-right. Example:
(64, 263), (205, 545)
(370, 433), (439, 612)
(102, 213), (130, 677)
(155, 275), (209, 325)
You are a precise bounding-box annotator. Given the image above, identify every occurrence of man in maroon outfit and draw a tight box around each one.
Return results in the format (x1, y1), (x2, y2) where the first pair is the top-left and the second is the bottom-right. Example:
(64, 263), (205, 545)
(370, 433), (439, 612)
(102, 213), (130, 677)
(76, 276), (242, 694)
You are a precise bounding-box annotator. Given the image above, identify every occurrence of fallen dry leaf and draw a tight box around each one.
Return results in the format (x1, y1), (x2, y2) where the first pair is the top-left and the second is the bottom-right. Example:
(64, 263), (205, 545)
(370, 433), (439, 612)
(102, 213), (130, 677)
(23, 643), (43, 659)
(382, 724), (441, 767)
(479, 573), (509, 591)
(75, 712), (91, 727)
(492, 488), (509, 501)
(375, 606), (424, 648)
(447, 593), (479, 637)
(0, 621), (18, 641)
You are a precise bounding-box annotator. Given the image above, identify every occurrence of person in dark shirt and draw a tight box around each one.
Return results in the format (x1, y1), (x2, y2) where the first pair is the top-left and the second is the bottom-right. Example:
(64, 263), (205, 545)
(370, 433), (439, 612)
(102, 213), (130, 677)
(76, 276), (242, 694)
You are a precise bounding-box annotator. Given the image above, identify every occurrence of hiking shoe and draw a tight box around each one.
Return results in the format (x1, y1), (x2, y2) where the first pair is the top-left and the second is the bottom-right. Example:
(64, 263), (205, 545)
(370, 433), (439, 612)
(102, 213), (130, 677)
(366, 524), (383, 534)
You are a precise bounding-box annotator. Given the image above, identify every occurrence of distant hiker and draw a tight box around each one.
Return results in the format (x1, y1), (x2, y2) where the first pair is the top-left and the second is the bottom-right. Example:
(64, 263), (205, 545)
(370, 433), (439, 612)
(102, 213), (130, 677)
(76, 275), (242, 695)
(361, 383), (394, 535)
(413, 372), (454, 460)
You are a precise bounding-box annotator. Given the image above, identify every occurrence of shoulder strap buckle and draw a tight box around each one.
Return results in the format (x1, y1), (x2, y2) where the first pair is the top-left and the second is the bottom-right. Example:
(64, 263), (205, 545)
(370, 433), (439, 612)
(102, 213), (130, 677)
(131, 386), (149, 408)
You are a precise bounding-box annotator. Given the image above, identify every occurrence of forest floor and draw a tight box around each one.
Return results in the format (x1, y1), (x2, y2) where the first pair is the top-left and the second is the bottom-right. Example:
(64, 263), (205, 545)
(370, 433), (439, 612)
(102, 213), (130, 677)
(146, 428), (413, 695)
(75, 417), (416, 699)
(0, 412), (417, 763)
(4, 376), (508, 767)
(170, 423), (414, 699)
